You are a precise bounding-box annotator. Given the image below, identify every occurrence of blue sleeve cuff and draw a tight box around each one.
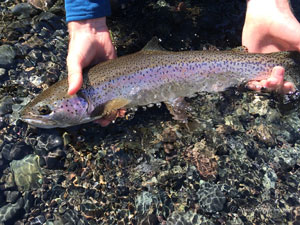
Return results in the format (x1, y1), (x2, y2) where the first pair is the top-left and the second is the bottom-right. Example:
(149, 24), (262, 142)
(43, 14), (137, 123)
(65, 0), (111, 22)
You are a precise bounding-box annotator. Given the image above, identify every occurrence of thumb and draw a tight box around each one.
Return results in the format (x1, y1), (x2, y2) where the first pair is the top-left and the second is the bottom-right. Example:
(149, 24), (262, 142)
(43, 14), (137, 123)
(67, 62), (83, 95)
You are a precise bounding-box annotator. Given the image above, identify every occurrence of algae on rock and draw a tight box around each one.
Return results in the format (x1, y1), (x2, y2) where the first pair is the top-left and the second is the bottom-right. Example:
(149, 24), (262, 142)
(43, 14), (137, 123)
(10, 154), (43, 191)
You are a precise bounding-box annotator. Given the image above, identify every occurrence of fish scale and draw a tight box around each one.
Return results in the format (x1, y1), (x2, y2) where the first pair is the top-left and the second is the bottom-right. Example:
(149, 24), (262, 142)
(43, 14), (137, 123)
(20, 40), (300, 128)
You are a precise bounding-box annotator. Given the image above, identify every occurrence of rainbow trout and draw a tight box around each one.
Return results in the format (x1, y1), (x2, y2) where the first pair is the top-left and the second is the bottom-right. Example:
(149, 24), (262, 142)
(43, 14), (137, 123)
(20, 39), (300, 128)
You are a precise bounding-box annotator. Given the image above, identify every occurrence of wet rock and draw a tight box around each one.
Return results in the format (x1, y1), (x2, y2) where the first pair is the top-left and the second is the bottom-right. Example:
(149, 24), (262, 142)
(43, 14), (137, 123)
(43, 149), (65, 169)
(0, 96), (13, 115)
(248, 95), (270, 116)
(270, 145), (300, 171)
(0, 68), (6, 78)
(196, 182), (226, 213)
(0, 191), (5, 208)
(0, 158), (6, 171)
(29, 75), (43, 86)
(135, 191), (173, 219)
(4, 191), (20, 203)
(80, 200), (103, 219)
(262, 168), (278, 201)
(0, 172), (16, 190)
(10, 154), (43, 191)
(28, 0), (57, 11)
(29, 214), (46, 224)
(1, 141), (32, 161)
(248, 124), (276, 147)
(184, 140), (218, 180)
(0, 197), (24, 223)
(167, 210), (213, 225)
(28, 49), (43, 62)
(11, 3), (38, 18)
(36, 133), (64, 152)
(0, 45), (16, 67)
(22, 34), (45, 48)
(35, 11), (64, 30)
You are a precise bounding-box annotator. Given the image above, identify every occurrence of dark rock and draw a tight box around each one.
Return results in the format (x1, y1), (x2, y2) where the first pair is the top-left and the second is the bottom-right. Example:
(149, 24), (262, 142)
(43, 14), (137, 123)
(28, 49), (43, 62)
(35, 11), (64, 30)
(28, 0), (57, 11)
(4, 191), (20, 203)
(0, 191), (5, 208)
(30, 215), (46, 225)
(14, 43), (31, 56)
(21, 34), (44, 48)
(0, 45), (16, 68)
(196, 182), (226, 213)
(167, 210), (212, 225)
(0, 68), (6, 78)
(2, 142), (32, 161)
(0, 197), (24, 223)
(1, 143), (14, 161)
(36, 133), (64, 152)
(11, 3), (38, 18)
(0, 96), (13, 115)
(7, 69), (17, 79)
(0, 158), (5, 171)
(5, 20), (31, 42)
(43, 149), (65, 169)
(23, 191), (34, 213)
(135, 191), (173, 219)
(0, 172), (16, 190)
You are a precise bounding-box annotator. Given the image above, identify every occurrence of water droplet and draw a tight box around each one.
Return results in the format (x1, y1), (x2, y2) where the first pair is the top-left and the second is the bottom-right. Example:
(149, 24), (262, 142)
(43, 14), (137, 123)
(147, 103), (154, 108)
(156, 102), (162, 108)
(77, 135), (85, 143)
(126, 113), (135, 120)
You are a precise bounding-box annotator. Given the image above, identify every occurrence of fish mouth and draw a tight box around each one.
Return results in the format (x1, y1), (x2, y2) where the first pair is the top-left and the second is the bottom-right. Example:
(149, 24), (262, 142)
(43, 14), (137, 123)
(20, 115), (58, 128)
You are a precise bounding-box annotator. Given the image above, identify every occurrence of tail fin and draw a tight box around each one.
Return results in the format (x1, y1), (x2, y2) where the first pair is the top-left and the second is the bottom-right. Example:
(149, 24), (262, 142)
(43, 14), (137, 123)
(283, 51), (300, 90)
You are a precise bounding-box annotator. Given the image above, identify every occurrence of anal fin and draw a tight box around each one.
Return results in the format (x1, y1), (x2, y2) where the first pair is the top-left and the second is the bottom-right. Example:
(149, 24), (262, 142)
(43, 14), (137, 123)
(165, 97), (191, 123)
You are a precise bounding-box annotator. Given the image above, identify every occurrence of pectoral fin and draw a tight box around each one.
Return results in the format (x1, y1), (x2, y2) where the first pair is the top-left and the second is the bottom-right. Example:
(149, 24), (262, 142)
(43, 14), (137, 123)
(90, 98), (130, 118)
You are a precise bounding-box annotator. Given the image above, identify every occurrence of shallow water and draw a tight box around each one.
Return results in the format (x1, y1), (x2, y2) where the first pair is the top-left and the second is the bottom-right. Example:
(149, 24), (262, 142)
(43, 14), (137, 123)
(0, 0), (299, 224)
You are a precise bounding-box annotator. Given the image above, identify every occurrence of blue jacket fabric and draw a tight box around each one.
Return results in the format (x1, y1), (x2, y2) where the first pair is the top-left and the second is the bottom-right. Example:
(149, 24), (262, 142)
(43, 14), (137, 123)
(65, 0), (111, 22)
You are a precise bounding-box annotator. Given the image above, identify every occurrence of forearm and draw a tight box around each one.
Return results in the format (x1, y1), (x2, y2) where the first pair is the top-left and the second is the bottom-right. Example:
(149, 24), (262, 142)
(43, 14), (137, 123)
(65, 0), (111, 22)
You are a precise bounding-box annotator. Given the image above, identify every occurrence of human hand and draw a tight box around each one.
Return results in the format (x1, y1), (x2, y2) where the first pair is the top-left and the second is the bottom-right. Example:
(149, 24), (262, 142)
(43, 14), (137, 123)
(242, 0), (300, 94)
(246, 66), (295, 94)
(67, 17), (116, 95)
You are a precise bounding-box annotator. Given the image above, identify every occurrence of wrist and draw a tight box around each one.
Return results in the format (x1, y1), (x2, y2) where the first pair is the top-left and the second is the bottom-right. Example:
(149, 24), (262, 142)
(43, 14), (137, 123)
(68, 17), (108, 37)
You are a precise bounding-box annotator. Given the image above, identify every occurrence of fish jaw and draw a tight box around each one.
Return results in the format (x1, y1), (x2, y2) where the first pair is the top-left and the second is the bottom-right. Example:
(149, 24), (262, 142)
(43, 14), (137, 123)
(20, 94), (91, 128)
(20, 114), (61, 128)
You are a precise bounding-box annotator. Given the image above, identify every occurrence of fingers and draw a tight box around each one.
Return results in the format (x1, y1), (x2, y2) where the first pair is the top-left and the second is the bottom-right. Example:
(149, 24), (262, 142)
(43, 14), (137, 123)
(247, 66), (296, 94)
(67, 61), (83, 95)
(266, 66), (284, 91)
(282, 81), (296, 95)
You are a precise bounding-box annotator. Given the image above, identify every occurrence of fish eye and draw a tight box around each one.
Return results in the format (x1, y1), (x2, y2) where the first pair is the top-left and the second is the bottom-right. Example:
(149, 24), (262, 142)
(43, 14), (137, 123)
(38, 105), (52, 115)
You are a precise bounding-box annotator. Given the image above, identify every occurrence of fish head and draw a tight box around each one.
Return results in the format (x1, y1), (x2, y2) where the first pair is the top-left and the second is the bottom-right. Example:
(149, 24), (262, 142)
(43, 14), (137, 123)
(20, 80), (91, 128)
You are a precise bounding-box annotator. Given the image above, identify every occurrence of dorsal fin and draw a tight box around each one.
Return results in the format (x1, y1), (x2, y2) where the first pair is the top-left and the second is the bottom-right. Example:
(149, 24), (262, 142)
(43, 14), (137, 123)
(231, 46), (249, 53)
(142, 37), (166, 51)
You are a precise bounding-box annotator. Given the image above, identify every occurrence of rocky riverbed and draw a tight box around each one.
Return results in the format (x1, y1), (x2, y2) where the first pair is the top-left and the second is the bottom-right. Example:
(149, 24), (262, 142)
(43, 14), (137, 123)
(0, 0), (300, 224)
